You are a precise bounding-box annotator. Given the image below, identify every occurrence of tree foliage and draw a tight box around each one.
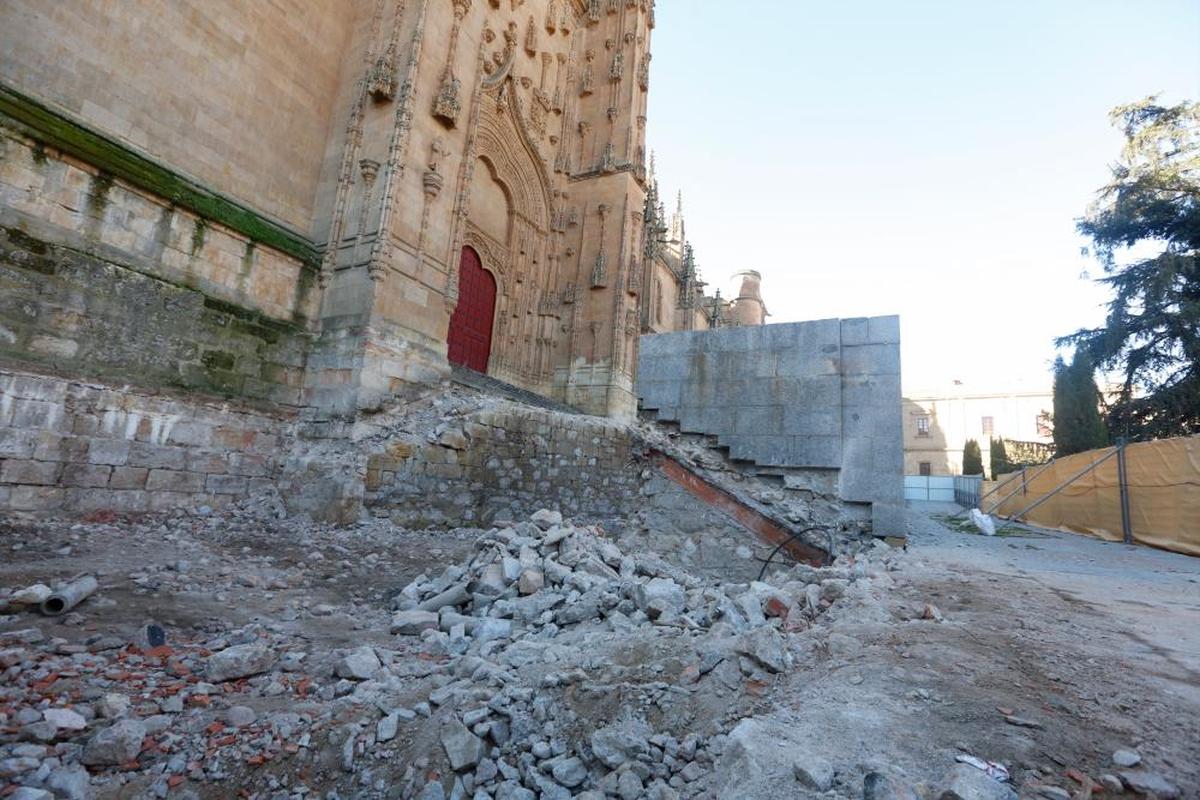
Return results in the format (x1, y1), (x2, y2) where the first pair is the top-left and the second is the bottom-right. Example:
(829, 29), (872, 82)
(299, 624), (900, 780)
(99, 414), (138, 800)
(1052, 353), (1109, 456)
(1060, 97), (1200, 439)
(962, 439), (984, 476)
(989, 437), (1011, 478)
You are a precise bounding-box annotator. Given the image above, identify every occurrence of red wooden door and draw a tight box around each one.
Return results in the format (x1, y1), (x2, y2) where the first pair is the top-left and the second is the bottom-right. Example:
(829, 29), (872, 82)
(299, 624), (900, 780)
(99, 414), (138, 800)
(447, 246), (496, 373)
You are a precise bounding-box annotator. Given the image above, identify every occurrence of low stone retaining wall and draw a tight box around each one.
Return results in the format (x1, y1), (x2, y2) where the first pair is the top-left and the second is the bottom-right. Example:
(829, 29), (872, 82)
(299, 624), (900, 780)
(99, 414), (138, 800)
(0, 369), (292, 513)
(363, 406), (644, 528)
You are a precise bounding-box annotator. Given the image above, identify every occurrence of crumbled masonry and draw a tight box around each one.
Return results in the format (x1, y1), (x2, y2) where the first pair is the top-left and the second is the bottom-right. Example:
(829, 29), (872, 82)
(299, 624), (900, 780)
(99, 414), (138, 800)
(0, 497), (906, 799)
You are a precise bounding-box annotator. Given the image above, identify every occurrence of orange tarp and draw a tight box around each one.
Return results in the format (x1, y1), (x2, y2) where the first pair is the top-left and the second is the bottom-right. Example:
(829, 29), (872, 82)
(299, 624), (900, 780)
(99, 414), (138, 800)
(981, 436), (1200, 557)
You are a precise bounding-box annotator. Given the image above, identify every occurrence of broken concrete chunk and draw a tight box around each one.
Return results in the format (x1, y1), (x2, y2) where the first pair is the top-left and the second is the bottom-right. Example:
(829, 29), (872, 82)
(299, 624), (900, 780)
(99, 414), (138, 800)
(377, 712), (400, 743)
(531, 508), (563, 530)
(1118, 770), (1179, 799)
(95, 693), (130, 719)
(81, 718), (146, 766)
(44, 764), (92, 800)
(335, 645), (382, 680)
(10, 584), (52, 606)
(473, 562), (509, 596)
(205, 642), (275, 682)
(936, 764), (1018, 800)
(441, 719), (486, 771)
(551, 756), (588, 788)
(735, 626), (789, 674)
(863, 771), (921, 800)
(793, 754), (834, 791)
(590, 720), (651, 769)
(391, 610), (440, 635)
(518, 569), (545, 595)
(11, 787), (55, 800)
(224, 705), (257, 728)
(635, 577), (685, 620)
(418, 582), (471, 612)
(42, 707), (87, 731)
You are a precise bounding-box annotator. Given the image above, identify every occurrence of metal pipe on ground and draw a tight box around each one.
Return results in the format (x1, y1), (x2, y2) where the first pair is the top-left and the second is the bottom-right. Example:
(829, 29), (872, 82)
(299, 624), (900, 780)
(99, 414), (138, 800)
(40, 574), (98, 616)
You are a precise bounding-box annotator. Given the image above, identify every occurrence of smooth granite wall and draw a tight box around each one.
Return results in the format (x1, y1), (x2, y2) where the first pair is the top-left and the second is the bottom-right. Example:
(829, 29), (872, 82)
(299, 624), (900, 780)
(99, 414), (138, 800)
(637, 317), (904, 536)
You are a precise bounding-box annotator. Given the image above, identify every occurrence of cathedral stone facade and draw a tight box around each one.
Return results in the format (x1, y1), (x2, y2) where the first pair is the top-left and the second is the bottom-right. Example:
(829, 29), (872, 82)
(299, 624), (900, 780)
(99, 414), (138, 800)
(0, 0), (662, 421)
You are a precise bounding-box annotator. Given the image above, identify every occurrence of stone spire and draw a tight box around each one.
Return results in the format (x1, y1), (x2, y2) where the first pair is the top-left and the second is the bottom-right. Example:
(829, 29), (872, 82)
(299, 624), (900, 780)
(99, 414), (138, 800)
(669, 190), (685, 244)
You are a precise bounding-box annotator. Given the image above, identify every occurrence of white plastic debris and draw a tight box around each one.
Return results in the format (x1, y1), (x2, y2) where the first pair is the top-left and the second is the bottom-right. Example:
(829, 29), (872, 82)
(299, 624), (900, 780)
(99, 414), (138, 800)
(969, 509), (996, 536)
(955, 754), (1010, 782)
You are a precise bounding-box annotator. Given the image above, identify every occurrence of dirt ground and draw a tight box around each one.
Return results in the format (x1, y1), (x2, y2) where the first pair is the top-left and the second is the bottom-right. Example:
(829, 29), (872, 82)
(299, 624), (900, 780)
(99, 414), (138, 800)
(756, 501), (1200, 797)
(1, 500), (1197, 799)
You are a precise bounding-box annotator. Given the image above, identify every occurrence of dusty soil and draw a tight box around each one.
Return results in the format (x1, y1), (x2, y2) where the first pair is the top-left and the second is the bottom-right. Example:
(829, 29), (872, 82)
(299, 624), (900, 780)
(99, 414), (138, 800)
(1, 500), (1197, 799)
(754, 502), (1200, 797)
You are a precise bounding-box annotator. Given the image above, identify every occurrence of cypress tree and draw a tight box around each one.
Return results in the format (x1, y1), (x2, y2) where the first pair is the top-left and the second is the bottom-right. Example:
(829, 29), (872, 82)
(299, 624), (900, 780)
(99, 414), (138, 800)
(990, 437), (1011, 478)
(962, 439), (984, 476)
(1052, 352), (1109, 456)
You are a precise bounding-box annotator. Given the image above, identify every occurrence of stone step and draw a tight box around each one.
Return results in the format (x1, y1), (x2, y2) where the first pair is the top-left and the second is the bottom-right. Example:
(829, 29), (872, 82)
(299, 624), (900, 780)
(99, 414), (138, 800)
(450, 365), (583, 416)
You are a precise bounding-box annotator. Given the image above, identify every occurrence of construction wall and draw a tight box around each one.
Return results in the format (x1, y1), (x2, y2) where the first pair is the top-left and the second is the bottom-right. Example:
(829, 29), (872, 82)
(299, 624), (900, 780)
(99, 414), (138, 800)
(982, 436), (1200, 557)
(637, 317), (904, 536)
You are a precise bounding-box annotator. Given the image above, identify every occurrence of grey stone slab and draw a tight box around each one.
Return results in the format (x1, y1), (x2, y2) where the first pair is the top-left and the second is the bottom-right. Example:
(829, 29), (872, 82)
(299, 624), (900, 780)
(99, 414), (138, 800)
(782, 409), (840, 437)
(791, 435), (842, 468)
(679, 406), (732, 435)
(842, 343), (901, 376)
(871, 502), (906, 538)
(840, 317), (870, 346)
(732, 406), (783, 436)
(868, 315), (901, 344)
(637, 380), (680, 409)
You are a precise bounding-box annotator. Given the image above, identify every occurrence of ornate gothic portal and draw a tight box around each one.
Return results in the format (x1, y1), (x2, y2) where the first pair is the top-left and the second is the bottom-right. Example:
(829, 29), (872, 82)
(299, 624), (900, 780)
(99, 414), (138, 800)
(455, 68), (559, 393)
(447, 247), (497, 373)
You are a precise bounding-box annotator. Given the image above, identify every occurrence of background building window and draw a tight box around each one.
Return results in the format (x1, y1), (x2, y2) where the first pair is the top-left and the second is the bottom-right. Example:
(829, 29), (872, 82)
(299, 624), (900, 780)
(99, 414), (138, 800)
(919, 462), (931, 476)
(981, 416), (994, 435)
(1037, 412), (1052, 437)
(916, 416), (931, 437)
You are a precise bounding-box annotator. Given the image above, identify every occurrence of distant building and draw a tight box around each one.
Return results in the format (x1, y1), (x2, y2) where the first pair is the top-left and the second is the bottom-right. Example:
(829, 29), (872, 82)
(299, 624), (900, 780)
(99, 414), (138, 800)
(903, 382), (1053, 477)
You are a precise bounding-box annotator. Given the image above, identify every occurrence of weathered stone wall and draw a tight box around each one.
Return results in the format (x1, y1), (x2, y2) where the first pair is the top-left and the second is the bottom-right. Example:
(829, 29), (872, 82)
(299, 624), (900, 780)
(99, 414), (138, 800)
(0, 370), (291, 514)
(0, 123), (315, 406)
(0, 0), (362, 231)
(637, 317), (905, 536)
(363, 406), (644, 528)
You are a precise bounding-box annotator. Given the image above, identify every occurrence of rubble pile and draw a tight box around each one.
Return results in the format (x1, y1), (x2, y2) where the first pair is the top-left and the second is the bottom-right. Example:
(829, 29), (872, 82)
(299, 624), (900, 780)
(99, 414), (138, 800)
(0, 508), (900, 799)
(377, 508), (897, 798)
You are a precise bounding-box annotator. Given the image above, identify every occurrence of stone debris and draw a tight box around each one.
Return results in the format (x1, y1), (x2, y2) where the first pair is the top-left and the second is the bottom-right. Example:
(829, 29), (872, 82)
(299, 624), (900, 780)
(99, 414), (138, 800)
(1, 493), (1183, 800)
(1111, 748), (1141, 767)
(205, 642), (275, 682)
(0, 499), (899, 800)
(1117, 770), (1180, 799)
(937, 763), (1019, 800)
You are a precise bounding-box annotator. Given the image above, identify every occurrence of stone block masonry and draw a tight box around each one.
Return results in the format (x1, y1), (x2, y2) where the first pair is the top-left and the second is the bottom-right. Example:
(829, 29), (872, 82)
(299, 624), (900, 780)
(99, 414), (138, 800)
(0, 123), (317, 409)
(637, 317), (905, 536)
(0, 370), (291, 514)
(363, 406), (644, 529)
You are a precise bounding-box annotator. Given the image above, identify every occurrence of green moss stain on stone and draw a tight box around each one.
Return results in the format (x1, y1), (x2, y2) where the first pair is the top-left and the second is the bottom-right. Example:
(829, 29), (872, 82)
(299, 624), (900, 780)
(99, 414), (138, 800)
(86, 172), (114, 217)
(190, 218), (208, 256)
(1, 224), (313, 406)
(2, 226), (56, 275)
(237, 241), (256, 296)
(0, 82), (321, 271)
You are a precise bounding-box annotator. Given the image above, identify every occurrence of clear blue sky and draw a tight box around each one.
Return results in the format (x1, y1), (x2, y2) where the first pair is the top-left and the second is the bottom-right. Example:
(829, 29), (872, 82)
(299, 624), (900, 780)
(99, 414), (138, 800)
(646, 0), (1200, 392)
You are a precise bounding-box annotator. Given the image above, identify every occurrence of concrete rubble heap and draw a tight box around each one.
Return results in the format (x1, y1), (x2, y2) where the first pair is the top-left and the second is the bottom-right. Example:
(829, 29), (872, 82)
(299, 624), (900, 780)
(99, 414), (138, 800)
(0, 503), (924, 800)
